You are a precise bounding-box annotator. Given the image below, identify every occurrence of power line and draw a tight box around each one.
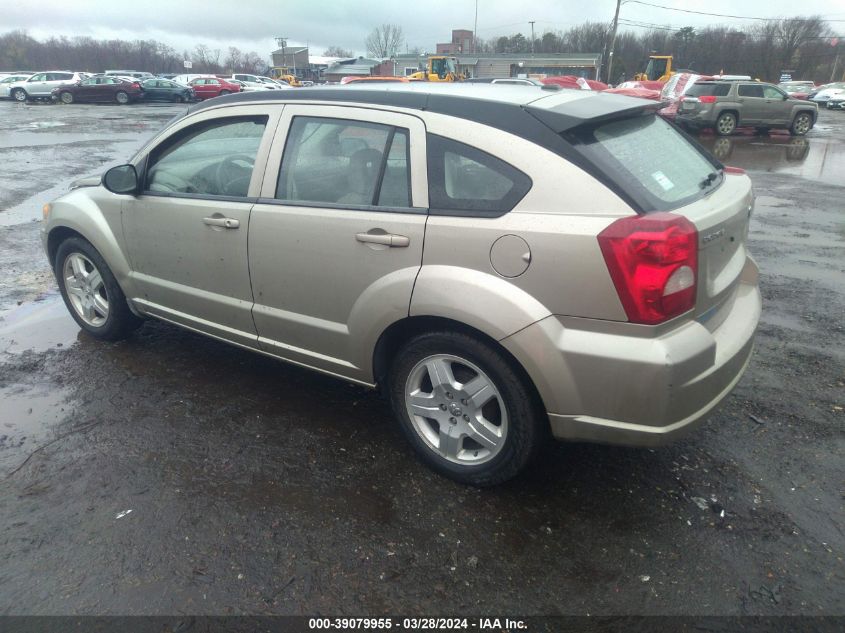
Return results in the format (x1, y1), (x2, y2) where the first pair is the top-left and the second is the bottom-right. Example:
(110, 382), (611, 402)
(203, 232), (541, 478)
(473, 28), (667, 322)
(626, 1), (845, 23)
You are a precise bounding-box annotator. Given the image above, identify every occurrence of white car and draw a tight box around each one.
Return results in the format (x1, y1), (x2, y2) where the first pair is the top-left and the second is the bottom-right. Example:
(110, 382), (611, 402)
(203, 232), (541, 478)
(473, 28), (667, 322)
(228, 79), (265, 92)
(230, 74), (281, 90)
(9, 71), (88, 102)
(0, 74), (33, 98)
(256, 76), (292, 89)
(809, 83), (845, 103)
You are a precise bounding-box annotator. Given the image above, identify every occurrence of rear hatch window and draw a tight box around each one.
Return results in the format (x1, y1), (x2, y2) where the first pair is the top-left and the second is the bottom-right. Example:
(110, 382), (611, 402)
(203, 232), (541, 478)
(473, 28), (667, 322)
(686, 83), (731, 97)
(566, 114), (722, 212)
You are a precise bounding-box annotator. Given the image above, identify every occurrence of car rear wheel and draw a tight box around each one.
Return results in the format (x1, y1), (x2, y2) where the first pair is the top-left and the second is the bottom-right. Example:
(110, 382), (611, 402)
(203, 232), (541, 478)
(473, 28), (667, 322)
(115, 91), (129, 105)
(389, 331), (546, 486)
(218, 89), (230, 96)
(55, 237), (142, 341)
(60, 92), (73, 104)
(790, 112), (812, 136)
(12, 88), (27, 102)
(715, 112), (737, 136)
(171, 94), (182, 103)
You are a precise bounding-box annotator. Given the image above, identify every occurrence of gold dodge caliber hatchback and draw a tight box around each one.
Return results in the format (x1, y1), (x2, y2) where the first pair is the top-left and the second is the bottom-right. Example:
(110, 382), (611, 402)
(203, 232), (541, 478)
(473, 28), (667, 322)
(43, 84), (761, 485)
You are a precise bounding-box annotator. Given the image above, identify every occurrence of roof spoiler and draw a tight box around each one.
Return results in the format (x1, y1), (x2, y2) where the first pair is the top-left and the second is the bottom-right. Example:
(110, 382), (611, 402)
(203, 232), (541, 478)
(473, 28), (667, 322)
(524, 93), (665, 133)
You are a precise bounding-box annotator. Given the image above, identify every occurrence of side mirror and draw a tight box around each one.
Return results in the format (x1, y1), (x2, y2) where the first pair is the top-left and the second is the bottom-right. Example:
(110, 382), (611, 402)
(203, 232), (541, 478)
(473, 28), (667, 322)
(102, 164), (139, 195)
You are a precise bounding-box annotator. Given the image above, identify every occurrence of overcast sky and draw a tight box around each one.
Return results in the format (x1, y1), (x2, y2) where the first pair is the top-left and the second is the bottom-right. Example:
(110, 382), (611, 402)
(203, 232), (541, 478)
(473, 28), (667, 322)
(2, 0), (844, 61)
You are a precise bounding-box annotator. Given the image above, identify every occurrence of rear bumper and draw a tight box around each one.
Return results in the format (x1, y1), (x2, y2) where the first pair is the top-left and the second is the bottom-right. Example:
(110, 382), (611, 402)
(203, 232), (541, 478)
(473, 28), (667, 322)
(501, 256), (761, 447)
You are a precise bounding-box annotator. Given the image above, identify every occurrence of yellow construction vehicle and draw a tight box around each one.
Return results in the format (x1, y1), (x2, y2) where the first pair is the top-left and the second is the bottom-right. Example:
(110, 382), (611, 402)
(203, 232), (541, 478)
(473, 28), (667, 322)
(634, 55), (674, 83)
(408, 56), (462, 82)
(269, 67), (302, 86)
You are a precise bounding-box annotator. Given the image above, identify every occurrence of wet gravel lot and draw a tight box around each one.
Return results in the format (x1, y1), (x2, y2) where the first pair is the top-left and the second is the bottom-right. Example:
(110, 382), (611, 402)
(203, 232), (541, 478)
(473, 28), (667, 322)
(0, 100), (843, 616)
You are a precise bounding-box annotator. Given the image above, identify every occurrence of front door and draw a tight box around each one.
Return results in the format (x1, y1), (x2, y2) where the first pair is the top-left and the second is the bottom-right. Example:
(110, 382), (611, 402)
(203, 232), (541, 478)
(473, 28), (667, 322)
(762, 85), (792, 125)
(248, 105), (429, 381)
(122, 106), (281, 347)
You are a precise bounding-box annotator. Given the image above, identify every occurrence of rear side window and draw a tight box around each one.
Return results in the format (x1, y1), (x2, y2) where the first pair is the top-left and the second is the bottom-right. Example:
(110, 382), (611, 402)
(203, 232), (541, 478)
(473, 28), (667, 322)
(686, 83), (731, 97)
(738, 84), (764, 98)
(427, 134), (532, 217)
(568, 114), (721, 211)
(277, 116), (411, 208)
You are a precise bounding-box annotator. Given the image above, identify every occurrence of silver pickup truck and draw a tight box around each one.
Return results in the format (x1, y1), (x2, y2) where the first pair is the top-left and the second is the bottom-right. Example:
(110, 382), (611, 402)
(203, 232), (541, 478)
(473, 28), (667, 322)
(677, 80), (818, 136)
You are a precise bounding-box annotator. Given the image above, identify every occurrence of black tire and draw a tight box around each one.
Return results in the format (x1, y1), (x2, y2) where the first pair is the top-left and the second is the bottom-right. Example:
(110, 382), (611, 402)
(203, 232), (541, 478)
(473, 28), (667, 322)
(789, 112), (813, 136)
(218, 89), (230, 96)
(172, 94), (182, 103)
(55, 237), (142, 341)
(12, 88), (27, 102)
(389, 331), (547, 486)
(715, 111), (737, 136)
(60, 91), (74, 104)
(115, 90), (129, 105)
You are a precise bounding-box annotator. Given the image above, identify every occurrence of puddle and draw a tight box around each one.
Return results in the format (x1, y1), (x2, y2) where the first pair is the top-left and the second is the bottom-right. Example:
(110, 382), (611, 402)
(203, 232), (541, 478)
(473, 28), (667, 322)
(0, 295), (80, 355)
(0, 382), (73, 471)
(27, 121), (67, 129)
(696, 133), (845, 186)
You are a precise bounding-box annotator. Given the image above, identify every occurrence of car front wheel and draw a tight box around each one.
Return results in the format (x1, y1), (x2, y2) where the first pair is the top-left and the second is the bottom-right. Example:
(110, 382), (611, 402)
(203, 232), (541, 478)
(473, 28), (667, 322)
(790, 112), (812, 136)
(60, 92), (73, 104)
(12, 88), (27, 102)
(715, 112), (737, 136)
(55, 237), (142, 341)
(389, 331), (546, 486)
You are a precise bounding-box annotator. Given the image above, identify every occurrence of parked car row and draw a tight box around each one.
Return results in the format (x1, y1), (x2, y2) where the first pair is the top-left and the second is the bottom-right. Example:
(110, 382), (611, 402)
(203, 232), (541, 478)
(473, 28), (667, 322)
(0, 69), (297, 105)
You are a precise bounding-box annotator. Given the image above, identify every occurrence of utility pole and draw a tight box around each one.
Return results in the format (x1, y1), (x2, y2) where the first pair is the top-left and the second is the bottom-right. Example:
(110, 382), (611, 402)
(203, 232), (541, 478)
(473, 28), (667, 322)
(529, 21), (535, 56)
(276, 37), (287, 71)
(605, 0), (622, 84)
(473, 0), (479, 54)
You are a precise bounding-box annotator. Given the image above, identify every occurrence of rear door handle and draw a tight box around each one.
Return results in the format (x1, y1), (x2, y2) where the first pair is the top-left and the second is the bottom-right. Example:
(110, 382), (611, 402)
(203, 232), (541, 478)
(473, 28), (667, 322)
(355, 232), (410, 247)
(203, 217), (240, 229)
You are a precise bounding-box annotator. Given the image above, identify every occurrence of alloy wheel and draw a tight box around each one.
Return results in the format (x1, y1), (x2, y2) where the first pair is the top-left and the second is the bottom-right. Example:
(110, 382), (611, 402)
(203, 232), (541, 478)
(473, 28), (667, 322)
(794, 114), (811, 135)
(716, 114), (736, 135)
(63, 252), (109, 327)
(404, 354), (508, 465)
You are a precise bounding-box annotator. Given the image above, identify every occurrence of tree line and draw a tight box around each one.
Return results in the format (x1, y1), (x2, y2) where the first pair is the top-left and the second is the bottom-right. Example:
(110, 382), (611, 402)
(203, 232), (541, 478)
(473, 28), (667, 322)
(0, 30), (267, 75)
(474, 16), (841, 84)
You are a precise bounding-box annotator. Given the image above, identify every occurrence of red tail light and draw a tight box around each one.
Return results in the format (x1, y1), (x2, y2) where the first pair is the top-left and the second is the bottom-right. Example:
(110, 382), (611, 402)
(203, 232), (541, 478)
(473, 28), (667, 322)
(699, 95), (717, 103)
(598, 213), (698, 325)
(132, 82), (140, 88)
(723, 166), (745, 175)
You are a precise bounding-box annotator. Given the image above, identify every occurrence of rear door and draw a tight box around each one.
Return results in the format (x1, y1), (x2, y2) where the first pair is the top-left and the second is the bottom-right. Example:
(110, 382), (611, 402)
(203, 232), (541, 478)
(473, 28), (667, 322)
(248, 105), (428, 381)
(737, 83), (765, 124)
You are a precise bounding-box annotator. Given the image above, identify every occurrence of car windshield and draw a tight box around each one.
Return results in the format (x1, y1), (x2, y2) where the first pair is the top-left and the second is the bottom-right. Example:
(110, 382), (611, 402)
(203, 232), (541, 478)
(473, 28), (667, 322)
(568, 114), (721, 211)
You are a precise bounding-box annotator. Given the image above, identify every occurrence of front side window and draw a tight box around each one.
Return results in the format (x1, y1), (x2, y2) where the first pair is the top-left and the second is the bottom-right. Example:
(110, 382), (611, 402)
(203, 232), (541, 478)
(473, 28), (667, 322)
(276, 117), (411, 208)
(426, 135), (532, 216)
(763, 86), (785, 99)
(146, 116), (268, 198)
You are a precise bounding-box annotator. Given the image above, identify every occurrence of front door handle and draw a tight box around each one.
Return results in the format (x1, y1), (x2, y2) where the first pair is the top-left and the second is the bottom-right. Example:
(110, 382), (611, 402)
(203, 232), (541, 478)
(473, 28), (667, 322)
(355, 232), (410, 247)
(203, 216), (240, 229)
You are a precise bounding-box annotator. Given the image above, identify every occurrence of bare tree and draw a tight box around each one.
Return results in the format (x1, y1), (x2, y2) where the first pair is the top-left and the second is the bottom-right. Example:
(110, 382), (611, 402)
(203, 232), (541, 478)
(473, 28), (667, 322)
(365, 24), (404, 59)
(323, 45), (353, 58)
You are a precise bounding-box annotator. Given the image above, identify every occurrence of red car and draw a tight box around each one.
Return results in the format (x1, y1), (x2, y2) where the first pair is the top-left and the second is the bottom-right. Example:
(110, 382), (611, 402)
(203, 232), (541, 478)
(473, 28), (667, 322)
(188, 77), (241, 99)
